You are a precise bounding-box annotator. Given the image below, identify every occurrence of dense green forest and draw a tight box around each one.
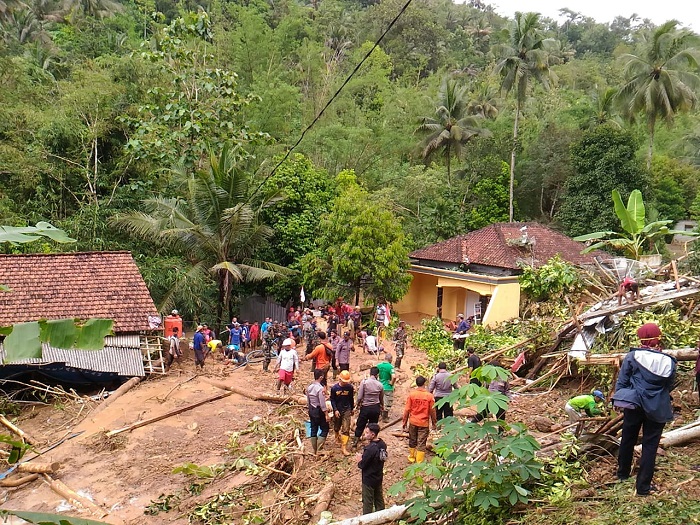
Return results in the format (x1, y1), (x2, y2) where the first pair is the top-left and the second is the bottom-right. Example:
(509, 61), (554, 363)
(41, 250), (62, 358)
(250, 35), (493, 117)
(3, 0), (700, 324)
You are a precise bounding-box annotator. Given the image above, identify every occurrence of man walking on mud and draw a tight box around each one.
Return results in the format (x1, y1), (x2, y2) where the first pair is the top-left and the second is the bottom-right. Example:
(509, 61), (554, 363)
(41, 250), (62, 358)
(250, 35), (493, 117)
(193, 325), (206, 370)
(403, 375), (436, 464)
(353, 367), (384, 448)
(307, 369), (329, 456)
(330, 370), (355, 456)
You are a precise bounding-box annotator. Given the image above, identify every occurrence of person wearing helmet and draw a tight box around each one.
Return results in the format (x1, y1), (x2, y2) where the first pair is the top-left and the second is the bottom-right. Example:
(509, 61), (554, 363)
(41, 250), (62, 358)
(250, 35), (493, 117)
(330, 370), (355, 456)
(274, 338), (299, 394)
(564, 390), (606, 423)
(613, 322), (676, 496)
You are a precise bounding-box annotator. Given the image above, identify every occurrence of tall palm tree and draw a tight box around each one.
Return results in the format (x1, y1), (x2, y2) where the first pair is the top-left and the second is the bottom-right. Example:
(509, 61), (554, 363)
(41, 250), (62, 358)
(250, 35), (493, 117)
(417, 78), (490, 187)
(493, 12), (554, 222)
(112, 144), (291, 328)
(617, 21), (700, 169)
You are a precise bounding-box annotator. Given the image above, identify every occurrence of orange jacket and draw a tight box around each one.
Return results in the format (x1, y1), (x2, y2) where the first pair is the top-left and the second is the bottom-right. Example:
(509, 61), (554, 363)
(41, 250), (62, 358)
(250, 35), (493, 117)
(307, 343), (332, 369)
(403, 387), (436, 428)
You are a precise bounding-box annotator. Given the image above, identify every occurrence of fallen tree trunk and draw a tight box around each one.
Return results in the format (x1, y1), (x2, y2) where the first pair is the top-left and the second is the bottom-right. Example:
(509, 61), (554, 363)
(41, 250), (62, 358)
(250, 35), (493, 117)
(634, 419), (700, 453)
(202, 378), (307, 405)
(106, 391), (235, 436)
(329, 505), (409, 525)
(577, 347), (698, 364)
(0, 473), (39, 488)
(91, 377), (141, 416)
(308, 481), (334, 524)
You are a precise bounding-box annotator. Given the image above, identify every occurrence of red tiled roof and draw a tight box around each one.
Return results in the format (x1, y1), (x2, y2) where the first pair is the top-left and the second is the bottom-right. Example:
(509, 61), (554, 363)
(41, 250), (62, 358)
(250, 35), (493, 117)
(410, 222), (604, 270)
(0, 251), (158, 332)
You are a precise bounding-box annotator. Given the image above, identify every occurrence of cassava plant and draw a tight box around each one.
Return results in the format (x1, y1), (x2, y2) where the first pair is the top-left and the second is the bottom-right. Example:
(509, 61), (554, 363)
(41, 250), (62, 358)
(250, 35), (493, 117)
(389, 365), (542, 522)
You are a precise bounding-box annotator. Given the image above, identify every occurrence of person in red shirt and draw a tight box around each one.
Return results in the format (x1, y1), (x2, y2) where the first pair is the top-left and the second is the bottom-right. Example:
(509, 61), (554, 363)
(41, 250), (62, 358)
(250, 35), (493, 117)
(249, 322), (260, 350)
(618, 277), (640, 305)
(402, 375), (437, 464)
(303, 331), (333, 386)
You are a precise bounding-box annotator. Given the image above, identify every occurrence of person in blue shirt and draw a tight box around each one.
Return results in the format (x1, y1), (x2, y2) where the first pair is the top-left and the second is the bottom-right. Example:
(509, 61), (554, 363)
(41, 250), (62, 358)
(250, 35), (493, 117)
(613, 322), (676, 496)
(453, 314), (470, 350)
(241, 321), (251, 349)
(228, 323), (242, 352)
(260, 317), (271, 338)
(192, 325), (206, 369)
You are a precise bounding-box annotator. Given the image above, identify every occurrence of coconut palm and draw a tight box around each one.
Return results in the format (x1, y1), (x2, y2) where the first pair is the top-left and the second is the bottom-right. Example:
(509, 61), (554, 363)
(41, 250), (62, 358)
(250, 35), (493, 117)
(417, 78), (490, 187)
(617, 21), (700, 169)
(112, 144), (291, 328)
(493, 12), (554, 222)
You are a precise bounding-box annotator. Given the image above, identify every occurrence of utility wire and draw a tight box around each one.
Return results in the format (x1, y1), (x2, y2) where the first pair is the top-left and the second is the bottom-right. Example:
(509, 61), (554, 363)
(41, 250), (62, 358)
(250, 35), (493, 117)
(249, 0), (415, 198)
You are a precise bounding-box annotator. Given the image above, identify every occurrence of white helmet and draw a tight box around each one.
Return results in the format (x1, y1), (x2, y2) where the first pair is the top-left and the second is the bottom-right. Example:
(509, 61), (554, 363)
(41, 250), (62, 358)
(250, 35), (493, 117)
(282, 338), (294, 347)
(171, 309), (178, 315)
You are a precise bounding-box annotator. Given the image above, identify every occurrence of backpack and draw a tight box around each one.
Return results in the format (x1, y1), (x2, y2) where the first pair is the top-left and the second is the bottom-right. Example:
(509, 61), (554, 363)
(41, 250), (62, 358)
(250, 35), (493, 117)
(323, 342), (333, 358)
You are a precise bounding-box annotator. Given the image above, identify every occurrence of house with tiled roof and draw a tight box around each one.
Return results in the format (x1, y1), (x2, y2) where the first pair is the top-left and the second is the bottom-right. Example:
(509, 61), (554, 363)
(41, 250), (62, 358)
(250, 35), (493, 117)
(0, 251), (161, 383)
(395, 222), (604, 326)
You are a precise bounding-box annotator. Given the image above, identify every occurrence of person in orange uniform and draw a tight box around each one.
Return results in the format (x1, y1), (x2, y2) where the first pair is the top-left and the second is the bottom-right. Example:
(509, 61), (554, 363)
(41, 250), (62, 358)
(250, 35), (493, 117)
(303, 331), (333, 386)
(402, 375), (437, 464)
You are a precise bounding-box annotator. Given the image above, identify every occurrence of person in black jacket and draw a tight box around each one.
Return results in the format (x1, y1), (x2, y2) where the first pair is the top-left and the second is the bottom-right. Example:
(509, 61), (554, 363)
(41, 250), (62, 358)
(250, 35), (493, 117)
(356, 422), (387, 514)
(612, 322), (676, 496)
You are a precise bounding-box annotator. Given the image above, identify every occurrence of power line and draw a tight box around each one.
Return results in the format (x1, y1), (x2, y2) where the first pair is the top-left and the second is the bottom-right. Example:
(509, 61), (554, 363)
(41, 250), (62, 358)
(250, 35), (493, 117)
(250, 0), (415, 198)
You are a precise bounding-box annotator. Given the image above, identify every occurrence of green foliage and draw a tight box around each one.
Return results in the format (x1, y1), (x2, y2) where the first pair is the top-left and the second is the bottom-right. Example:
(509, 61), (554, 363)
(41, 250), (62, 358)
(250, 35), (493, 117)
(519, 255), (585, 302)
(390, 365), (542, 520)
(172, 462), (224, 479)
(301, 170), (411, 304)
(533, 435), (586, 504)
(557, 125), (649, 237)
(574, 189), (696, 259)
(0, 510), (111, 525)
(0, 221), (75, 244)
(0, 318), (114, 362)
(0, 432), (33, 463)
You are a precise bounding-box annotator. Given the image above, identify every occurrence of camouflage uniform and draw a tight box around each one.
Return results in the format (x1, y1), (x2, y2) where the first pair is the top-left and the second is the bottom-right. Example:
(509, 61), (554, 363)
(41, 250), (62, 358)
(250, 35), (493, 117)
(262, 325), (276, 371)
(393, 325), (407, 369)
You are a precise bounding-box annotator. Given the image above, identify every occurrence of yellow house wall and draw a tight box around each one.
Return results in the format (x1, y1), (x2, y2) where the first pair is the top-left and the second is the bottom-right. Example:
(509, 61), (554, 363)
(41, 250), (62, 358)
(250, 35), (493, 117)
(394, 271), (437, 316)
(482, 282), (520, 326)
(441, 287), (466, 322)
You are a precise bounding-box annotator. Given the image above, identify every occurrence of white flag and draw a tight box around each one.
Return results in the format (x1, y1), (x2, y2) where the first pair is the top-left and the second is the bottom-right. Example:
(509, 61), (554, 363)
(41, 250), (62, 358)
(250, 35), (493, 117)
(300, 287), (306, 304)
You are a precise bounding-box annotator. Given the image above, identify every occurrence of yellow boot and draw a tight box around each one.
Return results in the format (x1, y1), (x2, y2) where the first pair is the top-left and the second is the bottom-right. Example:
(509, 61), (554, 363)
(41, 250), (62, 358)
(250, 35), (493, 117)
(407, 448), (416, 463)
(341, 435), (350, 456)
(415, 450), (426, 463)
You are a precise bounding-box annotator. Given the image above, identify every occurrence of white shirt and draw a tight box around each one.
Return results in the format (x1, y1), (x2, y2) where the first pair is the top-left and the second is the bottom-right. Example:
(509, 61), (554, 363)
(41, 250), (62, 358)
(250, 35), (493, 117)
(277, 348), (299, 372)
(365, 335), (378, 352)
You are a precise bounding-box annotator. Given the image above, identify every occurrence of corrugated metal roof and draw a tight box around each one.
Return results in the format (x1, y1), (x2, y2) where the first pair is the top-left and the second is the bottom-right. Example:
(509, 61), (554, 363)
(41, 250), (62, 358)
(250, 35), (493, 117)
(0, 342), (145, 377)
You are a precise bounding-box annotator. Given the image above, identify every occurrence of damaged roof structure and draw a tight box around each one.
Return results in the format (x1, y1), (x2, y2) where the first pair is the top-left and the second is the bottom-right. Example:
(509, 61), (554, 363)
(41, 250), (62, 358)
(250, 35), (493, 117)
(0, 252), (160, 383)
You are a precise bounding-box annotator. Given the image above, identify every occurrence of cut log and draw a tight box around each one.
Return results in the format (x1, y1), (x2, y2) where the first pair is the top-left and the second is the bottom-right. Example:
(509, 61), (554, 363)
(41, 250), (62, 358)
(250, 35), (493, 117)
(308, 481), (334, 524)
(577, 347), (699, 364)
(90, 377), (141, 416)
(43, 474), (105, 514)
(0, 473), (39, 488)
(106, 391), (235, 436)
(0, 415), (37, 445)
(633, 419), (700, 453)
(329, 505), (409, 525)
(17, 462), (60, 474)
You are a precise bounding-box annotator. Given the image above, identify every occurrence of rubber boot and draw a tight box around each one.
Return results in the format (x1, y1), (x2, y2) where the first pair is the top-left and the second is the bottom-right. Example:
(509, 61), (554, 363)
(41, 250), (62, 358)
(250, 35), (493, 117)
(381, 410), (389, 422)
(351, 436), (359, 449)
(335, 430), (341, 444)
(407, 448), (416, 463)
(395, 357), (402, 370)
(415, 450), (426, 464)
(310, 437), (318, 456)
(341, 435), (350, 456)
(317, 437), (326, 454)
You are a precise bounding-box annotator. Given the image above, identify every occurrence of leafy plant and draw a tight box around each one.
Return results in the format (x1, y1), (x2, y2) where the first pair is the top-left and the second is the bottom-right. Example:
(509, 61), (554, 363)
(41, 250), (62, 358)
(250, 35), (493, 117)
(574, 189), (696, 259)
(390, 365), (542, 521)
(0, 433), (32, 463)
(172, 462), (224, 479)
(145, 493), (180, 516)
(519, 255), (584, 302)
(0, 510), (110, 524)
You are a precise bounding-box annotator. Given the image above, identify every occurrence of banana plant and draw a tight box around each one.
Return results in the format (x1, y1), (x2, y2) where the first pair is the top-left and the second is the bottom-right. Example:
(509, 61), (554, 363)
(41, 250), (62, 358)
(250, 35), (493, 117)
(573, 189), (696, 260)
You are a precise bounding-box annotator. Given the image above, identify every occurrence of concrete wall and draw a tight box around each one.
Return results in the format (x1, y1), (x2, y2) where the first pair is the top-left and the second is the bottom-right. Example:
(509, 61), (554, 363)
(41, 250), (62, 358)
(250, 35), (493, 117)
(442, 287), (466, 322)
(482, 282), (520, 325)
(394, 271), (437, 316)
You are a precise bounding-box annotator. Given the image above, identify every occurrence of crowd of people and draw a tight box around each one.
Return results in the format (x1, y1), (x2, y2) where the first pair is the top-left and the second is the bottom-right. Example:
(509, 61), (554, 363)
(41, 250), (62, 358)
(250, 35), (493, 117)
(165, 304), (683, 511)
